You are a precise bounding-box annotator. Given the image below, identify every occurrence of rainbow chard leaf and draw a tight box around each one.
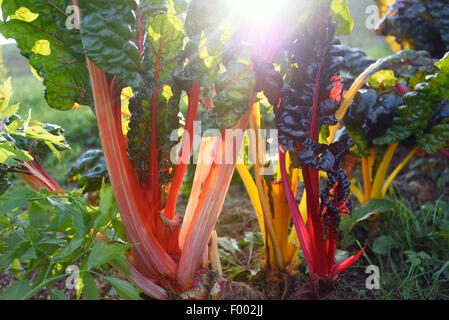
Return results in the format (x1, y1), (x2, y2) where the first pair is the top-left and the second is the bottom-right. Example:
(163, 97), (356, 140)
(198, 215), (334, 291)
(0, 1), (92, 110)
(342, 49), (441, 157)
(342, 46), (376, 78)
(127, 2), (184, 209)
(374, 52), (449, 153)
(334, 49), (439, 151)
(64, 149), (108, 192)
(376, 0), (449, 58)
(79, 0), (145, 89)
(200, 27), (257, 133)
(202, 57), (256, 133)
(344, 90), (404, 157)
(268, 10), (344, 169)
(180, 0), (228, 87)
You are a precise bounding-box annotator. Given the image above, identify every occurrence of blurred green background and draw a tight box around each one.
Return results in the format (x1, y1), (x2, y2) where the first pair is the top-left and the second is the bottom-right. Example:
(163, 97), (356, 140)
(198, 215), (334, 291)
(340, 0), (393, 58)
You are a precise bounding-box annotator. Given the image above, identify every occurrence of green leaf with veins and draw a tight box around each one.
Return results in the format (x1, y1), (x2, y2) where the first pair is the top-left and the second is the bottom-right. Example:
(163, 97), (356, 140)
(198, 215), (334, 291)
(87, 242), (133, 270)
(343, 49), (441, 156)
(180, 0), (230, 87)
(78, 1), (187, 201)
(0, 0), (92, 110)
(202, 58), (256, 133)
(103, 276), (142, 300)
(0, 142), (32, 166)
(78, 0), (143, 89)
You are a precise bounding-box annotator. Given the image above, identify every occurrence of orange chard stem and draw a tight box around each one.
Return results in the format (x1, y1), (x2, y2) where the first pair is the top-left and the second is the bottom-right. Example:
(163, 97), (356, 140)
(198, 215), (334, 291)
(86, 58), (177, 280)
(177, 95), (256, 290)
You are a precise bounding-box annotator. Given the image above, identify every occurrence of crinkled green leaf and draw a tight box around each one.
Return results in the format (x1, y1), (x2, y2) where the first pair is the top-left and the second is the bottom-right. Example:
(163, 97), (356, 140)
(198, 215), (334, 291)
(342, 46), (376, 77)
(376, 0), (449, 58)
(180, 0), (230, 87)
(343, 50), (440, 155)
(202, 59), (256, 133)
(78, 0), (143, 88)
(371, 50), (438, 81)
(417, 121), (449, 154)
(344, 89), (403, 156)
(125, 1), (184, 199)
(427, 0), (449, 49)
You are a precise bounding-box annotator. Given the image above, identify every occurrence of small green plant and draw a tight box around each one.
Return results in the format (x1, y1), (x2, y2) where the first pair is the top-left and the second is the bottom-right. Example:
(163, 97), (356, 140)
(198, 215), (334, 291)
(369, 191), (449, 299)
(0, 185), (140, 300)
(217, 233), (263, 281)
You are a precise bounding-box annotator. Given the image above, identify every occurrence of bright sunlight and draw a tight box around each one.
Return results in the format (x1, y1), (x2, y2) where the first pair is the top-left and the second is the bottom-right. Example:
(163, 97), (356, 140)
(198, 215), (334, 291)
(228, 0), (289, 27)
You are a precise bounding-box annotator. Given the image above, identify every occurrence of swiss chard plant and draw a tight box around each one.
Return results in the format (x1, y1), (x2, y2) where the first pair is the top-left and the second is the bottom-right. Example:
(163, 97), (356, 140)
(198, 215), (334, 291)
(4, 0), (446, 300)
(0, 0), (272, 299)
(236, 102), (302, 275)
(339, 49), (445, 204)
(251, 4), (365, 294)
(235, 0), (359, 280)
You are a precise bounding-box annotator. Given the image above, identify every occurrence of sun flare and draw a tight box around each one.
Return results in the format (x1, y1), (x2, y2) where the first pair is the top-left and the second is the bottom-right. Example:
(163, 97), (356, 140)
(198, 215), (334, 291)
(228, 0), (289, 27)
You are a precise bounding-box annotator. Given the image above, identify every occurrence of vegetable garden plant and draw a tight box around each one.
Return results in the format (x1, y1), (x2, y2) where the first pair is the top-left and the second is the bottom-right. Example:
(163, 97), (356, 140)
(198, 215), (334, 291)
(0, 0), (448, 300)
